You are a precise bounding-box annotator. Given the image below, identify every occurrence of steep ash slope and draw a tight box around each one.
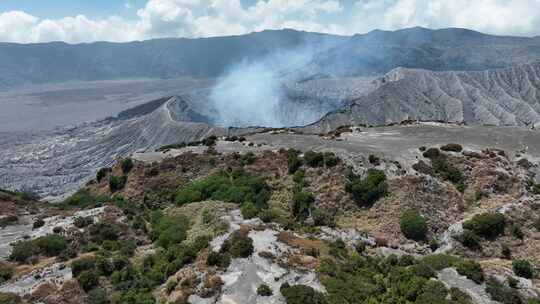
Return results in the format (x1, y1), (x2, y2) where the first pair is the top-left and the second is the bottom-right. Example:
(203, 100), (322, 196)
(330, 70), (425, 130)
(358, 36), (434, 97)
(305, 62), (540, 133)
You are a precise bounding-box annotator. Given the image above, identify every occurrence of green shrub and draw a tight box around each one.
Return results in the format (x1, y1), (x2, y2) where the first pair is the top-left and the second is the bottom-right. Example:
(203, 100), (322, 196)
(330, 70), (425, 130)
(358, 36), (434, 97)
(328, 239), (347, 259)
(287, 149), (303, 174)
(462, 213), (506, 239)
(221, 231), (253, 258)
(507, 276), (519, 289)
(109, 176), (127, 192)
(35, 234), (68, 256)
(241, 201), (259, 219)
(33, 218), (45, 229)
(280, 283), (326, 304)
(96, 168), (111, 182)
(431, 156), (465, 192)
(174, 170), (270, 209)
(312, 208), (335, 227)
(456, 260), (484, 284)
(0, 293), (21, 304)
(449, 287), (473, 304)
(119, 290), (155, 304)
(240, 152), (256, 166)
(501, 244), (512, 259)
(345, 169), (388, 206)
(368, 154), (380, 165)
(9, 240), (38, 263)
(257, 284), (273, 296)
(511, 224), (524, 239)
(72, 257), (96, 277)
(152, 214), (189, 249)
(532, 184), (540, 195)
(410, 263), (436, 279)
(440, 143), (463, 152)
(292, 191), (315, 221)
(77, 270), (99, 291)
(304, 151), (325, 167)
(458, 230), (482, 250)
(423, 148), (441, 159)
(121, 158), (134, 174)
(89, 222), (120, 244)
(61, 190), (109, 209)
(74, 216), (94, 228)
(485, 277), (522, 304)
(0, 264), (13, 284)
(400, 210), (428, 241)
(323, 152), (339, 167)
(512, 260), (534, 279)
(422, 254), (461, 271)
(206, 251), (231, 269)
(88, 289), (108, 304)
(175, 189), (202, 206)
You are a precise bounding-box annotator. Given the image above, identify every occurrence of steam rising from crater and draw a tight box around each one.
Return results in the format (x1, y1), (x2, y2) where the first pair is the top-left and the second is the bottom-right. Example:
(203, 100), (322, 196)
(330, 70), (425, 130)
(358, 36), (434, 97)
(209, 47), (317, 128)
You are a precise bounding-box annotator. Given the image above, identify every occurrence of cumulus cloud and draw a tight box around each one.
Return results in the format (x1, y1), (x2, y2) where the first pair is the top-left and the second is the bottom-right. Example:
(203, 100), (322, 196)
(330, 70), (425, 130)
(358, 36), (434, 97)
(0, 0), (539, 43)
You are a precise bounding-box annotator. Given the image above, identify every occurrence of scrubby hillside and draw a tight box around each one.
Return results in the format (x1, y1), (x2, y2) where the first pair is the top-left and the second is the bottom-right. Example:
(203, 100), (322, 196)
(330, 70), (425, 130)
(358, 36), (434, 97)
(1, 138), (539, 303)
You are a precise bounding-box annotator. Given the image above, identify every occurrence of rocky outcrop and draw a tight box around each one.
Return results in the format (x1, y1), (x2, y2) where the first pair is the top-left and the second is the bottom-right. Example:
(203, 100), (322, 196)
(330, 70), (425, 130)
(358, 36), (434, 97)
(304, 62), (540, 133)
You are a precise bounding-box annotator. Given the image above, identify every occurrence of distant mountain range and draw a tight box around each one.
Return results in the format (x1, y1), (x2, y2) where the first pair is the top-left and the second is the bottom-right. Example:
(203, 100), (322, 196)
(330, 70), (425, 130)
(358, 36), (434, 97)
(2, 27), (540, 88)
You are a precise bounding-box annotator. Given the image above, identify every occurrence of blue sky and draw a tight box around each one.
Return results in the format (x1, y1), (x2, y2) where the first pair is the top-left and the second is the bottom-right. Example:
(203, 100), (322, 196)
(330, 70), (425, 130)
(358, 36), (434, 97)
(0, 0), (539, 43)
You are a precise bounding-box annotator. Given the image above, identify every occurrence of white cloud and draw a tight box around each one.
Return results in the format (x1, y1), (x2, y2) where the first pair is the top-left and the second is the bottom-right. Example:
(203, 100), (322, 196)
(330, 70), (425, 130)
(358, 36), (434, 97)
(351, 0), (540, 37)
(0, 0), (539, 43)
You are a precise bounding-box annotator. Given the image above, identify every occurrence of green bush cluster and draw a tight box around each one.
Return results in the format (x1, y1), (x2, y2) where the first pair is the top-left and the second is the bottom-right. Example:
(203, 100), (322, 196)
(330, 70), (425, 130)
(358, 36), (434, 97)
(220, 231), (254, 258)
(0, 263), (13, 284)
(512, 260), (534, 279)
(9, 234), (68, 263)
(175, 170), (270, 208)
(485, 277), (523, 304)
(287, 149), (303, 174)
(280, 283), (326, 304)
(462, 213), (506, 239)
(345, 169), (389, 206)
(257, 284), (273, 296)
(455, 260), (484, 284)
(304, 151), (339, 168)
(121, 158), (134, 174)
(74, 216), (94, 228)
(240, 152), (256, 166)
(316, 252), (464, 304)
(400, 210), (428, 241)
(96, 167), (111, 182)
(109, 175), (127, 192)
(61, 189), (109, 209)
(431, 156), (465, 192)
(292, 191), (315, 221)
(150, 212), (190, 249)
(206, 251), (231, 269)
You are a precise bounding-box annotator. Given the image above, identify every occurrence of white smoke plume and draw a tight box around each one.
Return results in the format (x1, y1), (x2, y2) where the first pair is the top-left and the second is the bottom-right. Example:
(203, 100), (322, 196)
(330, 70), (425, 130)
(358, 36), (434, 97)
(209, 46), (320, 128)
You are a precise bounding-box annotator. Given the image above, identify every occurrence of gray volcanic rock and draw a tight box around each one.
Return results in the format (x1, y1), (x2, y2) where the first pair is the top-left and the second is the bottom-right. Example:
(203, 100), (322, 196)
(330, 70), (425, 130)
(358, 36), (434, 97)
(0, 97), (237, 200)
(303, 62), (540, 133)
